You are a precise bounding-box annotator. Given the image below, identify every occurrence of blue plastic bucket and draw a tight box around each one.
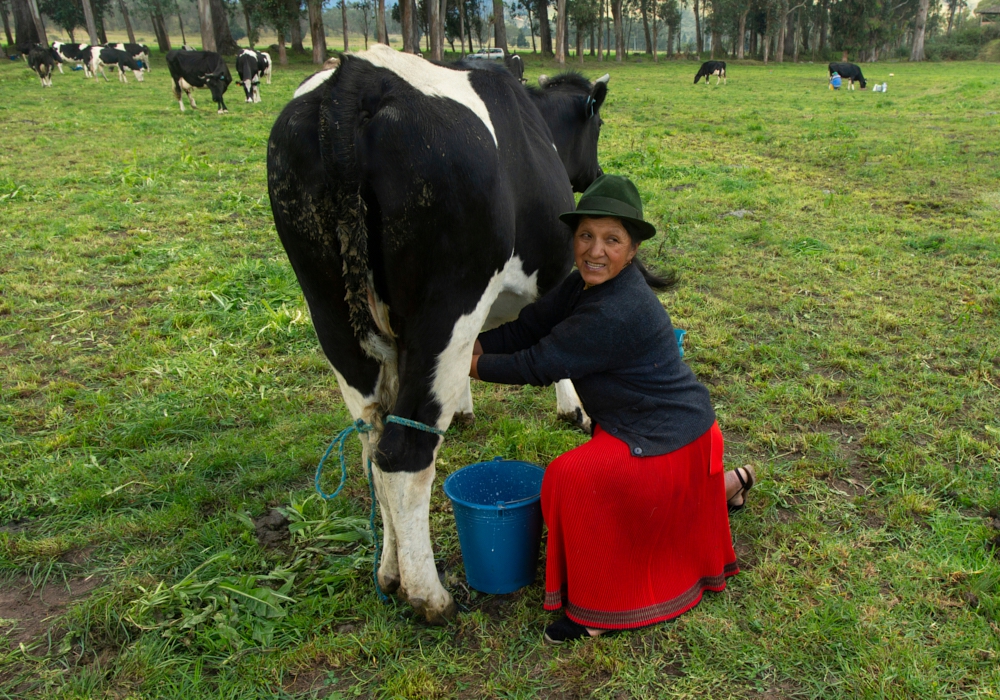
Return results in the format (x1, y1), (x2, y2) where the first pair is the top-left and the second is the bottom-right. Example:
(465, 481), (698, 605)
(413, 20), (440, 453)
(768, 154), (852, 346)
(443, 458), (545, 594)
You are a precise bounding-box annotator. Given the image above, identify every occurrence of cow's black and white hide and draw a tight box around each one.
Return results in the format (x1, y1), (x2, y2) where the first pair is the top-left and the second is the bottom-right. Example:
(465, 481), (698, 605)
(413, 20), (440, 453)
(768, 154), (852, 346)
(235, 48), (265, 103)
(694, 60), (727, 85)
(107, 42), (151, 72)
(258, 50), (272, 84)
(269, 45), (609, 624)
(51, 41), (89, 74)
(166, 49), (232, 113)
(505, 53), (525, 84)
(828, 62), (866, 90)
(91, 47), (145, 83)
(28, 45), (55, 87)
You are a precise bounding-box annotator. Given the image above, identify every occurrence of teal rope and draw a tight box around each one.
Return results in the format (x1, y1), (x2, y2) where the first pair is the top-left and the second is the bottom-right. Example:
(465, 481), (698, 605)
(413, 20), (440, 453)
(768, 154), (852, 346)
(314, 414), (445, 604)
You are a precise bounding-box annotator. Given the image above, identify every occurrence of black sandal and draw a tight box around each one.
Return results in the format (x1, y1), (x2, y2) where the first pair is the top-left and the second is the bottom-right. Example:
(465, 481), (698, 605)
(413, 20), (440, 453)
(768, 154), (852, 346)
(544, 615), (609, 644)
(727, 465), (756, 513)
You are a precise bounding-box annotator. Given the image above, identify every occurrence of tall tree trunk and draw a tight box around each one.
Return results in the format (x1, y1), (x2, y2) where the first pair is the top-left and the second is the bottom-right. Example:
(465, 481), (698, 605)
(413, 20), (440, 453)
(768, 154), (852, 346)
(27, 0), (45, 45)
(775, 0), (785, 62)
(554, 0), (565, 62)
(762, 29), (769, 63)
(401, 0), (413, 52)
(947, 2), (955, 35)
(288, 0), (303, 51)
(277, 28), (287, 63)
(430, 0), (441, 59)
(577, 18), (583, 62)
(80, 0), (99, 45)
(538, 0), (551, 56)
(210, 0), (238, 53)
(737, 8), (747, 59)
(819, 0), (828, 56)
(150, 4), (171, 52)
(692, 0), (701, 54)
(338, 0), (347, 50)
(793, 9), (801, 62)
(652, 1), (657, 60)
(119, 0), (136, 43)
(243, 3), (254, 47)
(596, 0), (602, 60)
(2, 0), (15, 49)
(910, 0), (928, 61)
(377, 0), (386, 43)
(611, 0), (622, 61)
(197, 0), (216, 50)
(493, 0), (507, 56)
(307, 0), (325, 61)
(640, 0), (651, 54)
(176, 0), (187, 45)
(458, 0), (466, 54)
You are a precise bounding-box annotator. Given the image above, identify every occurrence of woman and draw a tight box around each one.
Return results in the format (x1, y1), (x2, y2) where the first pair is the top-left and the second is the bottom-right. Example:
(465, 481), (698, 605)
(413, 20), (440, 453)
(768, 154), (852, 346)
(470, 175), (755, 643)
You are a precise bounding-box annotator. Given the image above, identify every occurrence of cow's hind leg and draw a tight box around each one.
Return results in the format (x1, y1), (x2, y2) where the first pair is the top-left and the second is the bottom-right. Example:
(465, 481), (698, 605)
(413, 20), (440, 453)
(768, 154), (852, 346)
(556, 379), (592, 432)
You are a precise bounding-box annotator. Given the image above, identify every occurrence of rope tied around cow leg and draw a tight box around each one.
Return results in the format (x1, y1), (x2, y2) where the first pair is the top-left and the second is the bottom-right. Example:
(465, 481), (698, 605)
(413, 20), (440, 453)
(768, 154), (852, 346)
(314, 415), (446, 604)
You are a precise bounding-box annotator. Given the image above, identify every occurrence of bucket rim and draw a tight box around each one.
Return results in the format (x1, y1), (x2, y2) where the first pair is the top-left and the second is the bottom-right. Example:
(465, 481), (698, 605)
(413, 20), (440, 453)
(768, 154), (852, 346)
(443, 458), (545, 512)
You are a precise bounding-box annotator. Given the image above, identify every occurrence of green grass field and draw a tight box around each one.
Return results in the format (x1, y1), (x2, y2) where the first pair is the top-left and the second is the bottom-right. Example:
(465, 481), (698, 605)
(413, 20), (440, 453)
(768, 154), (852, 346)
(1, 50), (999, 699)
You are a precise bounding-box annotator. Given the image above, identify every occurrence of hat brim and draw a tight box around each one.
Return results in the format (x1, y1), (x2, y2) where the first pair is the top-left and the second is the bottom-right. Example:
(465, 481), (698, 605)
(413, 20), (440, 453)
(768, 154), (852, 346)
(559, 210), (656, 242)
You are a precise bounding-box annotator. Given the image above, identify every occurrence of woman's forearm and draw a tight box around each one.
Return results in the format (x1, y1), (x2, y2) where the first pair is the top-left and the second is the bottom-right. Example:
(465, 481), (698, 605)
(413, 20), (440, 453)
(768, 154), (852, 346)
(470, 353), (481, 381)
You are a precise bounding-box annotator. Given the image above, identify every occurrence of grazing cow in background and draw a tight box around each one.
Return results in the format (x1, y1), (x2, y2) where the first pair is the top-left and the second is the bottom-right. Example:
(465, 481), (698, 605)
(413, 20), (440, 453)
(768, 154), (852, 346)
(91, 47), (145, 82)
(28, 45), (55, 86)
(268, 44), (609, 624)
(258, 50), (272, 84)
(51, 41), (90, 74)
(235, 48), (265, 102)
(828, 62), (866, 90)
(694, 60), (727, 85)
(505, 53), (525, 83)
(107, 42), (151, 71)
(166, 49), (232, 113)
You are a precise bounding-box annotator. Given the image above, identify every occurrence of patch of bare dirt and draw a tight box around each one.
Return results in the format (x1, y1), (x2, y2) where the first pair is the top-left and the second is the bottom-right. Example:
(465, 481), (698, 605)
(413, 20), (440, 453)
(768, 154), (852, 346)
(734, 540), (759, 572)
(253, 509), (290, 549)
(59, 546), (96, 566)
(0, 575), (102, 649)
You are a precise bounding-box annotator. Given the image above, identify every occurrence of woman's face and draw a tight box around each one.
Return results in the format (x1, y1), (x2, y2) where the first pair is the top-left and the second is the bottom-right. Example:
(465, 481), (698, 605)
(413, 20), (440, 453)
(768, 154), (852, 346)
(574, 217), (638, 287)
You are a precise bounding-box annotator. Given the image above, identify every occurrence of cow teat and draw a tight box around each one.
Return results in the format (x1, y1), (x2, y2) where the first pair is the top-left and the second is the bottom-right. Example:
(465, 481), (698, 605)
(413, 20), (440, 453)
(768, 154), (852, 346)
(538, 74), (550, 88)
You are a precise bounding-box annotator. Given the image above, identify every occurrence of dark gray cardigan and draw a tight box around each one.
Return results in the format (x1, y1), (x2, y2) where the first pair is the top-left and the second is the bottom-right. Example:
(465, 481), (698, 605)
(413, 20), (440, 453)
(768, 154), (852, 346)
(476, 262), (716, 457)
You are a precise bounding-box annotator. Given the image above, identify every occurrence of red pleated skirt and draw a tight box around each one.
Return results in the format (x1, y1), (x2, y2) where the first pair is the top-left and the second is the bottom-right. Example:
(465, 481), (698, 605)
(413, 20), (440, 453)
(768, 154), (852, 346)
(541, 422), (738, 630)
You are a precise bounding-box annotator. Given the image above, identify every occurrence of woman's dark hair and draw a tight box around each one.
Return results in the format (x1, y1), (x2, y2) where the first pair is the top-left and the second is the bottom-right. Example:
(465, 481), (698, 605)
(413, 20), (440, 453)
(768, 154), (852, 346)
(620, 220), (679, 292)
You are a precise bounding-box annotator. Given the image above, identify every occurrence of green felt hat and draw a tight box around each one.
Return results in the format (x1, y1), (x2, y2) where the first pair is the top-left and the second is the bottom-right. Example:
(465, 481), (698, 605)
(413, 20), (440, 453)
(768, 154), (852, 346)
(559, 174), (656, 241)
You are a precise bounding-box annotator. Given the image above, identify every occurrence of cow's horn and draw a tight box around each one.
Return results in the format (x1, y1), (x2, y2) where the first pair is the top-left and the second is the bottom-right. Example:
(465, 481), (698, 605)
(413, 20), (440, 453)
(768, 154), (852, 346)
(538, 74), (550, 87)
(594, 73), (610, 85)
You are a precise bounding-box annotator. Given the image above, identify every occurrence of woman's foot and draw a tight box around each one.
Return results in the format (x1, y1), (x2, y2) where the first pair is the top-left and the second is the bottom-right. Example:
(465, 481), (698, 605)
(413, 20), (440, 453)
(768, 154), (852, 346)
(725, 465), (756, 512)
(543, 615), (608, 644)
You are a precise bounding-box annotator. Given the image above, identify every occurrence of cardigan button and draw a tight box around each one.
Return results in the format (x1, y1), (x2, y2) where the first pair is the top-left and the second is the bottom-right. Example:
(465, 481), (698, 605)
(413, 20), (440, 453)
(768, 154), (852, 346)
(611, 427), (618, 434)
(633, 447), (643, 455)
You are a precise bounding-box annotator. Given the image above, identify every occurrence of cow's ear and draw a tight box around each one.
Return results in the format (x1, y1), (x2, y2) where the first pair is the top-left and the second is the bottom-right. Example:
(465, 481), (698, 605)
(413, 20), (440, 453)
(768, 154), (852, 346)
(589, 74), (609, 116)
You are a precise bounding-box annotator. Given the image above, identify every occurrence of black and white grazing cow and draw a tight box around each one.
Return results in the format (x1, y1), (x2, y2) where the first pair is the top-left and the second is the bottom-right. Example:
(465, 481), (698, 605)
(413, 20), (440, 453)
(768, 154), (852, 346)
(166, 49), (232, 113)
(93, 47), (145, 82)
(258, 50), (272, 84)
(694, 60), (727, 85)
(107, 42), (151, 71)
(51, 41), (90, 74)
(28, 45), (55, 87)
(505, 53), (525, 84)
(235, 48), (266, 103)
(828, 62), (866, 90)
(268, 45), (609, 624)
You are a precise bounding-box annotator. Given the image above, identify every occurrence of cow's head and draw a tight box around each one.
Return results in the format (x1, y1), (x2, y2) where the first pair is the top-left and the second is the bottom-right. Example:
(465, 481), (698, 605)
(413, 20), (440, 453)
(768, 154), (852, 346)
(534, 73), (610, 192)
(858, 77), (867, 89)
(203, 70), (231, 113)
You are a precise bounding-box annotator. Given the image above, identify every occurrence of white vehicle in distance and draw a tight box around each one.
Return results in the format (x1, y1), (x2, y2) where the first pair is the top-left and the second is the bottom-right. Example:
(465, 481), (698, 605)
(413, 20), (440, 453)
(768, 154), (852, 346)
(466, 48), (505, 61)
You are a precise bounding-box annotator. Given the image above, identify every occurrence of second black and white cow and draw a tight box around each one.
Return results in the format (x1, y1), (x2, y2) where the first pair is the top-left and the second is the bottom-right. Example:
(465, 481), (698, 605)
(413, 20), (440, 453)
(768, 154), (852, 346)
(166, 49), (232, 113)
(51, 41), (90, 74)
(107, 42), (151, 71)
(694, 60), (727, 85)
(91, 47), (145, 82)
(235, 48), (267, 103)
(28, 45), (55, 87)
(828, 62), (866, 90)
(269, 45), (609, 624)
(505, 53), (525, 83)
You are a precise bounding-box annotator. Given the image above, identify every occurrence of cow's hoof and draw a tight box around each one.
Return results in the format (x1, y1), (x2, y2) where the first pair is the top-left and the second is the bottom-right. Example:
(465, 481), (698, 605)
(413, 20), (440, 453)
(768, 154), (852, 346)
(378, 572), (401, 594)
(410, 596), (458, 625)
(452, 411), (475, 426)
(558, 409), (592, 434)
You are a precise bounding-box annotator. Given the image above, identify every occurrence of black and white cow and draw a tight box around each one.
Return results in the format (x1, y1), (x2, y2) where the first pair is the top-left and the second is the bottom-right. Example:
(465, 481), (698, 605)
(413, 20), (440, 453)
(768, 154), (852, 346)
(107, 42), (151, 71)
(505, 53), (525, 84)
(258, 50), (272, 84)
(28, 45), (55, 87)
(235, 48), (266, 103)
(268, 45), (609, 624)
(828, 62), (866, 90)
(694, 60), (727, 85)
(90, 47), (145, 82)
(166, 49), (232, 113)
(51, 41), (90, 74)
